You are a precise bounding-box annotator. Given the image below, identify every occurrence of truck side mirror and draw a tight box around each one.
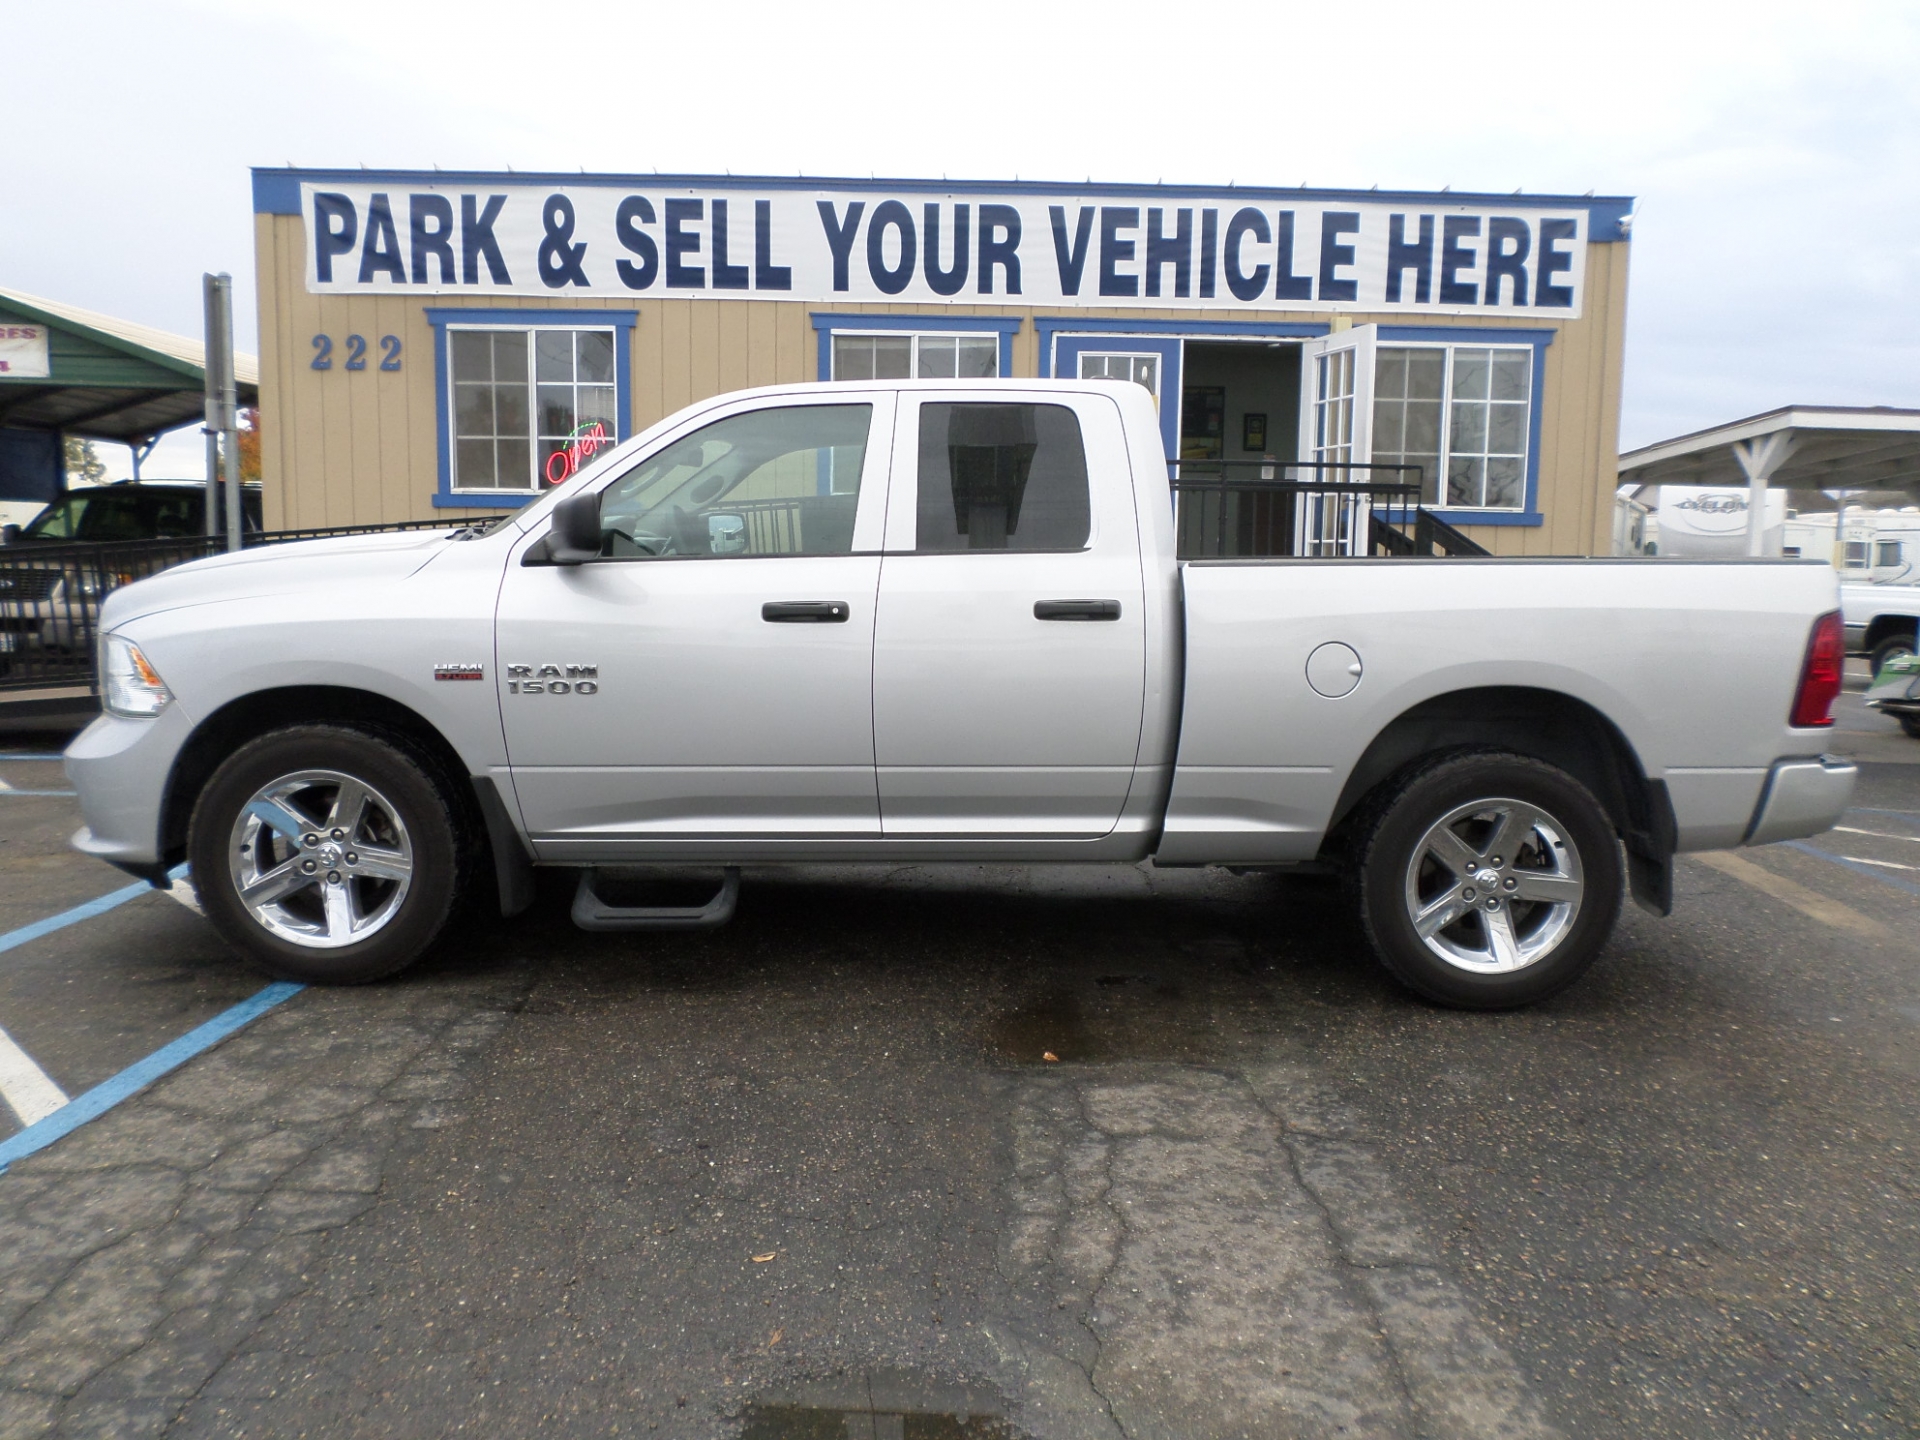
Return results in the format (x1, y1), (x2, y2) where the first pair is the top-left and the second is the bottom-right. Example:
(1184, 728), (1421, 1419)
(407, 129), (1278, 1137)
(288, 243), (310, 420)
(0, 524), (17, 546)
(544, 491), (603, 565)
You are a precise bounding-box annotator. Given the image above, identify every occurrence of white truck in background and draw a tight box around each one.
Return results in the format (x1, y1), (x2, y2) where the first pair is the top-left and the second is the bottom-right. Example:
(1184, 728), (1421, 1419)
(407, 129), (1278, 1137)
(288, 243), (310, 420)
(64, 380), (1855, 1009)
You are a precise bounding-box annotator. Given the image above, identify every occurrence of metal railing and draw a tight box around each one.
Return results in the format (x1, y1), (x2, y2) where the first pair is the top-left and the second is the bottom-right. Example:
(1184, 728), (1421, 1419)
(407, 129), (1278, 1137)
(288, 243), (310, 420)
(0, 518), (466, 695)
(1169, 460), (1489, 560)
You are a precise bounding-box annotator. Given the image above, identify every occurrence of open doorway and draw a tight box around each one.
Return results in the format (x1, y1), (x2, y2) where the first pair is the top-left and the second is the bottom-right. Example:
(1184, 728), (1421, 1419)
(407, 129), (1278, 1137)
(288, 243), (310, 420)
(1178, 342), (1301, 468)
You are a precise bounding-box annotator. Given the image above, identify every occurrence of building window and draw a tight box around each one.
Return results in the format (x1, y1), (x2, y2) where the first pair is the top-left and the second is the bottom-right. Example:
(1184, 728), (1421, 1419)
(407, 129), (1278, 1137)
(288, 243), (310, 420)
(832, 332), (998, 380)
(1373, 344), (1532, 510)
(1077, 352), (1160, 401)
(1311, 346), (1358, 466)
(450, 326), (617, 491)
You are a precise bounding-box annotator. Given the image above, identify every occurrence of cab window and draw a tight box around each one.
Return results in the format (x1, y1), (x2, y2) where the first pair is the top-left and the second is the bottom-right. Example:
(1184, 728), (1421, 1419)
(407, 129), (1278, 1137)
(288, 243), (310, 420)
(914, 403), (1091, 552)
(23, 494), (86, 539)
(595, 404), (871, 559)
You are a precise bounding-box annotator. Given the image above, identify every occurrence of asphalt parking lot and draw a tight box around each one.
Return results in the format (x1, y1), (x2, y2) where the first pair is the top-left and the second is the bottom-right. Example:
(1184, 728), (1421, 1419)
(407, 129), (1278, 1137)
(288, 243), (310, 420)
(1, 687), (1916, 1440)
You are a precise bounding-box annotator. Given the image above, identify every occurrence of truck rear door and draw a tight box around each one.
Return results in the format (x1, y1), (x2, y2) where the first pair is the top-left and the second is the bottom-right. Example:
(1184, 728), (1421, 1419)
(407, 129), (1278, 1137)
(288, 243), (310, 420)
(871, 391), (1148, 838)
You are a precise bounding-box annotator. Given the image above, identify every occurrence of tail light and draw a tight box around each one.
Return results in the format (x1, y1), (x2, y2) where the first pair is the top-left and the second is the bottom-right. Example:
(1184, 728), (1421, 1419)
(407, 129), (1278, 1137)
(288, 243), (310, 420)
(1789, 610), (1844, 728)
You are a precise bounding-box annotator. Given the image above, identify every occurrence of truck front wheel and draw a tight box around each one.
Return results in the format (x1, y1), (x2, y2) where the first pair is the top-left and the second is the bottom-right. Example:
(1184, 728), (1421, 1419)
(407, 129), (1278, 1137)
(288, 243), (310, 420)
(1352, 751), (1623, 1010)
(187, 725), (463, 984)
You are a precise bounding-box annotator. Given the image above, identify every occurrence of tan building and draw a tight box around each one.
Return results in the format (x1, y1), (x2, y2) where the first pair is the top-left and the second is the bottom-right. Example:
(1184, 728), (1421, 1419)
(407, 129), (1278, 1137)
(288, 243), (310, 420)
(252, 169), (1631, 554)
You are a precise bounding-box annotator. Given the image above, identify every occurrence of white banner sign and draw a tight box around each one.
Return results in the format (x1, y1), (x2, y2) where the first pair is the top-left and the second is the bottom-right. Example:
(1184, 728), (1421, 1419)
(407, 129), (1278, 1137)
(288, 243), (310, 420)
(300, 183), (1587, 318)
(0, 324), (49, 377)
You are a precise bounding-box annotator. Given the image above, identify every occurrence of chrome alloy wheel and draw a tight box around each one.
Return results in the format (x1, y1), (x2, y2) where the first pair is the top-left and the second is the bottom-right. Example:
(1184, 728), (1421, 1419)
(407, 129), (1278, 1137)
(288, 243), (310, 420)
(227, 769), (414, 949)
(1402, 797), (1584, 974)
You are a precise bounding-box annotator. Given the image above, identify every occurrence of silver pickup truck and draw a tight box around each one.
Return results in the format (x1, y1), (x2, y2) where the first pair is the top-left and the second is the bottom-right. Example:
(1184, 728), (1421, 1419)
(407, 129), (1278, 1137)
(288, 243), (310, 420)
(65, 380), (1855, 1009)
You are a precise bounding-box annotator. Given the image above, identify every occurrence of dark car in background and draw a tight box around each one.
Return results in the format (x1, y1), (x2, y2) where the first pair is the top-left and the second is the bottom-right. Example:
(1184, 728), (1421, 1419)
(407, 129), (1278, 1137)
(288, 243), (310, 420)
(0, 482), (263, 681)
(3, 480), (263, 544)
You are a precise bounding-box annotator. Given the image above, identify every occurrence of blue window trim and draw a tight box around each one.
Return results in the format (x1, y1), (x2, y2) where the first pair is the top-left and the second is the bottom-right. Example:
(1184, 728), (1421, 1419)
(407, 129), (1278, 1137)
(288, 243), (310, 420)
(1376, 326), (1554, 528)
(253, 169), (1633, 242)
(810, 313), (1022, 381)
(1035, 317), (1329, 378)
(425, 307), (636, 510)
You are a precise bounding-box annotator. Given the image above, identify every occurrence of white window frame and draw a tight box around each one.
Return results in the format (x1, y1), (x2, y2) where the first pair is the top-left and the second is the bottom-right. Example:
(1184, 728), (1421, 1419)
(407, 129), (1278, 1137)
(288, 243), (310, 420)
(1372, 341), (1534, 513)
(447, 323), (619, 495)
(829, 331), (1001, 381)
(1076, 351), (1162, 406)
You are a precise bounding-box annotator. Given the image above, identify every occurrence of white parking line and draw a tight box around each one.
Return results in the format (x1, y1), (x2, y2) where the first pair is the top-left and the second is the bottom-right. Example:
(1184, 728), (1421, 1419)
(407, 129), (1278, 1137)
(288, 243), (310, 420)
(0, 1023), (70, 1127)
(166, 877), (202, 914)
(1825, 853), (1920, 873)
(1834, 825), (1920, 844)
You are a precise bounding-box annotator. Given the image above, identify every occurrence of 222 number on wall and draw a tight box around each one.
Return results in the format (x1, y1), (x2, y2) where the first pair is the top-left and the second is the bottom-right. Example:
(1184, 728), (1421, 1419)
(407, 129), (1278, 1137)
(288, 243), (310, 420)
(311, 334), (401, 371)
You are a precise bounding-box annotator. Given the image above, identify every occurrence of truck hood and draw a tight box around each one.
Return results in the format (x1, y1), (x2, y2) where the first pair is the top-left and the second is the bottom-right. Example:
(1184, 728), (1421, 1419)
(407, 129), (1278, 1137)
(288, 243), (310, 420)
(99, 529), (464, 629)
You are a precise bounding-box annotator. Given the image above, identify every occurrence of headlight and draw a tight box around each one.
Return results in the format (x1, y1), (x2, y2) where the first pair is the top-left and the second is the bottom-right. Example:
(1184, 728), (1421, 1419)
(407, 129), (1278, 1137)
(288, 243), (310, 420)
(101, 633), (173, 718)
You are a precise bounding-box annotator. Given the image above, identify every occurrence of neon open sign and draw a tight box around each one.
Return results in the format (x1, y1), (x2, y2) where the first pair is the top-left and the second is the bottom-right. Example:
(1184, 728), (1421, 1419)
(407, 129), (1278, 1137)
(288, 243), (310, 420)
(545, 420), (612, 485)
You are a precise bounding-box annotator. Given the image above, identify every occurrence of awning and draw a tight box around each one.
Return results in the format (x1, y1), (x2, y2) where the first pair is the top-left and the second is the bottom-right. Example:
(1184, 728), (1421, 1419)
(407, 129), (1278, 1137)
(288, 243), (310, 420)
(1618, 406), (1920, 553)
(0, 286), (259, 444)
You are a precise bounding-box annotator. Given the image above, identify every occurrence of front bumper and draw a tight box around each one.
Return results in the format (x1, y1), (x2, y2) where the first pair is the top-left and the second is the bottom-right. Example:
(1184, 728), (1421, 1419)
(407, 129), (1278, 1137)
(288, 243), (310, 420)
(1744, 755), (1857, 847)
(63, 702), (197, 867)
(1864, 665), (1920, 717)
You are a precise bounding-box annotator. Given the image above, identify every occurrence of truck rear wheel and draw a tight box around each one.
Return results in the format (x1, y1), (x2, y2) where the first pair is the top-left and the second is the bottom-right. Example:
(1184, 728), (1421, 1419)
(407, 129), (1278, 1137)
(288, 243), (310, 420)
(1351, 751), (1623, 1010)
(187, 725), (463, 984)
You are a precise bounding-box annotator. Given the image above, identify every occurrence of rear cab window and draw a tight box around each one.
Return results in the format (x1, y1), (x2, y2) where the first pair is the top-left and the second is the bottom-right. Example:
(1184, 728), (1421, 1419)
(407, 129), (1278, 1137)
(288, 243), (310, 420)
(913, 403), (1092, 553)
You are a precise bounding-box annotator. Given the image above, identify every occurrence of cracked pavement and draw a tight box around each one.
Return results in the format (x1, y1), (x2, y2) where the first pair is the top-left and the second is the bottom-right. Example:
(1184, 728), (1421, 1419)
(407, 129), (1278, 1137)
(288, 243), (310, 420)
(0, 726), (1917, 1438)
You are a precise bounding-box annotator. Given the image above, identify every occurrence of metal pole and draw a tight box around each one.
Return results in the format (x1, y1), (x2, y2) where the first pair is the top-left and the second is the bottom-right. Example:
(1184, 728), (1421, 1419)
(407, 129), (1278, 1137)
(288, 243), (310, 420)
(205, 274), (243, 551)
(201, 275), (223, 538)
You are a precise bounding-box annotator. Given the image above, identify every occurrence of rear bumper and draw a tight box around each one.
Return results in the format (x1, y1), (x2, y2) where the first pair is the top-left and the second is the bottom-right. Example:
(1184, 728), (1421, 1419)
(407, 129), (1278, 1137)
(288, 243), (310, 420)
(1744, 755), (1857, 847)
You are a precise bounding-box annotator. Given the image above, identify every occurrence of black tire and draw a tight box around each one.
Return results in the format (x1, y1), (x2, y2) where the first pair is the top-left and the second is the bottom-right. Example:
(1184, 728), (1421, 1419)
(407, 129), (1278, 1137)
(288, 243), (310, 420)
(1871, 632), (1916, 678)
(1899, 715), (1920, 740)
(188, 724), (464, 984)
(1351, 750), (1623, 1010)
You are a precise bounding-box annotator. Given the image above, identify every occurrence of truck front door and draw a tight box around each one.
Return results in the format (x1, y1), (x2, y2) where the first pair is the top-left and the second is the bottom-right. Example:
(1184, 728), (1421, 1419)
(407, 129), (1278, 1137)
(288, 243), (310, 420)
(871, 392), (1148, 838)
(495, 396), (892, 853)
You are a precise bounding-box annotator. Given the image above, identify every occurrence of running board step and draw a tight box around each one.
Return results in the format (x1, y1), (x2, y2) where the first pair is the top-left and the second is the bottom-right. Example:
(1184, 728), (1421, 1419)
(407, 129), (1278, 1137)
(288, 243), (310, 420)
(570, 867), (740, 932)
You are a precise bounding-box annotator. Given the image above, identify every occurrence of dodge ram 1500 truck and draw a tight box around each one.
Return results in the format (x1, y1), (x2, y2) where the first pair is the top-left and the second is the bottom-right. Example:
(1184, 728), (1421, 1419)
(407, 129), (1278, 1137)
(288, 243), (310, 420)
(64, 380), (1856, 1008)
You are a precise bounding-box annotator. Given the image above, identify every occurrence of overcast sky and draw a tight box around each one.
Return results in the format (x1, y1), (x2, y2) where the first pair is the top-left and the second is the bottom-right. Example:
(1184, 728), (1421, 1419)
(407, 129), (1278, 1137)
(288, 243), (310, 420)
(5, 0), (1915, 475)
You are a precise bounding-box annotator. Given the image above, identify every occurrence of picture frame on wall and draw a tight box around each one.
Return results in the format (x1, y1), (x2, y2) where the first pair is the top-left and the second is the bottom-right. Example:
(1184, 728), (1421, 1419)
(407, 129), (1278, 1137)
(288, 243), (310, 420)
(1243, 412), (1268, 453)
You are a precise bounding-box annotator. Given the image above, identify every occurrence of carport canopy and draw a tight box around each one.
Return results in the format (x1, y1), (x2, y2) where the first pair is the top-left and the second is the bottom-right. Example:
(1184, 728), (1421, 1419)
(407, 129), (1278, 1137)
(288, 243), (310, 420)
(1618, 406), (1920, 555)
(0, 286), (258, 500)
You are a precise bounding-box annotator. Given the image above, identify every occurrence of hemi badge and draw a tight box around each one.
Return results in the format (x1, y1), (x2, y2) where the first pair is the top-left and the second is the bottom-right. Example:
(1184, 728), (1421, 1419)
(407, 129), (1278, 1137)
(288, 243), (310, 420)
(434, 663), (485, 682)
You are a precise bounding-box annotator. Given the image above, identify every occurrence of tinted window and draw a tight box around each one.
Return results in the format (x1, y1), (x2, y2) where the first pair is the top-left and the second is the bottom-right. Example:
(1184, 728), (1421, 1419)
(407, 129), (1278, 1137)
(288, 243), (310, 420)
(23, 495), (83, 538)
(76, 493), (148, 541)
(596, 404), (871, 558)
(915, 403), (1090, 552)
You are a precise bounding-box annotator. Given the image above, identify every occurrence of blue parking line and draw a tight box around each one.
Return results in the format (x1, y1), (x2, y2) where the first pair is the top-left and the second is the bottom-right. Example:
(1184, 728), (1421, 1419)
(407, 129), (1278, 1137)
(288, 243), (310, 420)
(0, 881), (155, 956)
(1783, 839), (1920, 898)
(0, 753), (63, 763)
(1847, 806), (1920, 824)
(0, 790), (79, 798)
(0, 983), (305, 1173)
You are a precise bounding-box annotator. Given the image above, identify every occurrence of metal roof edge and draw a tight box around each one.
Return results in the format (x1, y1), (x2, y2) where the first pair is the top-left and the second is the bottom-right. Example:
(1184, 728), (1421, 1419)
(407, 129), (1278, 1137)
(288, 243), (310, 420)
(0, 287), (260, 389)
(1619, 406), (1920, 473)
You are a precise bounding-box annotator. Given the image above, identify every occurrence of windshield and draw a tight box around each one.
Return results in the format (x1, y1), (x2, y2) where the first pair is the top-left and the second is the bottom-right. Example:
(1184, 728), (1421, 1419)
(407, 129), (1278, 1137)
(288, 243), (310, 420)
(594, 404), (872, 558)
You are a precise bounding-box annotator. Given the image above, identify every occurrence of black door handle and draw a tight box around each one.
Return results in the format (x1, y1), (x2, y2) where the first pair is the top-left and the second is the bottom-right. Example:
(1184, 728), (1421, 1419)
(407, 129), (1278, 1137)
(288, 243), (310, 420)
(1034, 599), (1122, 621)
(762, 601), (850, 623)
